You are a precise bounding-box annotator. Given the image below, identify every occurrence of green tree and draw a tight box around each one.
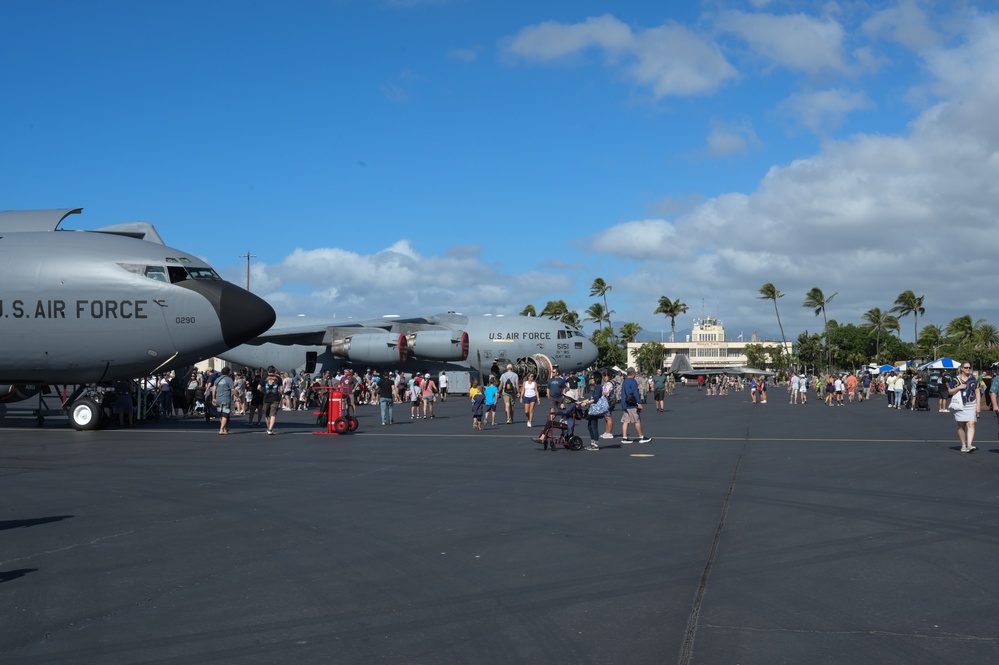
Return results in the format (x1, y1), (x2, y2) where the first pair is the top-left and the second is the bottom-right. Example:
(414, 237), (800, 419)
(539, 300), (579, 327)
(590, 326), (625, 368)
(519, 304), (537, 317)
(584, 302), (613, 330)
(803, 287), (837, 370)
(654, 296), (688, 342)
(946, 315), (979, 360)
(618, 322), (643, 344)
(973, 322), (999, 368)
(891, 290), (925, 344)
(634, 342), (667, 375)
(795, 331), (824, 372)
(589, 278), (612, 323)
(860, 308), (897, 359)
(743, 344), (767, 369)
(757, 283), (788, 361)
(918, 324), (945, 358)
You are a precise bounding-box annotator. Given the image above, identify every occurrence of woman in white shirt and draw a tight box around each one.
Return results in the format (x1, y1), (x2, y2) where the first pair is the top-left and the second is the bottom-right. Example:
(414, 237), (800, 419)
(520, 374), (539, 427)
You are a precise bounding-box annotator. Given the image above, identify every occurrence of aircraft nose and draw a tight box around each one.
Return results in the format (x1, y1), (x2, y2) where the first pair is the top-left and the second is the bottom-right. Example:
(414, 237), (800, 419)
(217, 282), (277, 348)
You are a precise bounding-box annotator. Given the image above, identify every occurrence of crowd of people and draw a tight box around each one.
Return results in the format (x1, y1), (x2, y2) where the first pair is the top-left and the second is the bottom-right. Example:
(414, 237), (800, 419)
(107, 359), (999, 456)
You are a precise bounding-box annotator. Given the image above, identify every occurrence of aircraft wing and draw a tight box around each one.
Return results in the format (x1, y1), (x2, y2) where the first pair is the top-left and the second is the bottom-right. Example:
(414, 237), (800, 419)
(245, 316), (469, 363)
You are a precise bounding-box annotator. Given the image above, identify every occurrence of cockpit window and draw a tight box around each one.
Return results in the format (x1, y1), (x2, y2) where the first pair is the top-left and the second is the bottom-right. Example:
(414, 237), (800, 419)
(145, 266), (168, 282)
(187, 267), (220, 280)
(118, 263), (221, 283)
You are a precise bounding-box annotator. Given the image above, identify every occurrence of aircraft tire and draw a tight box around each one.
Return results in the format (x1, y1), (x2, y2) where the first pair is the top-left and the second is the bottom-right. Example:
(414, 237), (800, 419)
(69, 398), (101, 431)
(333, 417), (349, 434)
(568, 435), (583, 451)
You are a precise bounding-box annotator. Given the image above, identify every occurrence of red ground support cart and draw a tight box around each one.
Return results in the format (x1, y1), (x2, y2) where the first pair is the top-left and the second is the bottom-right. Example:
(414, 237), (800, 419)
(312, 386), (359, 435)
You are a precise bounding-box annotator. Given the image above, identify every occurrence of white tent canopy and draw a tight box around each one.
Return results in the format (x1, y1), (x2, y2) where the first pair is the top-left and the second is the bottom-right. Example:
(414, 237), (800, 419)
(917, 357), (961, 370)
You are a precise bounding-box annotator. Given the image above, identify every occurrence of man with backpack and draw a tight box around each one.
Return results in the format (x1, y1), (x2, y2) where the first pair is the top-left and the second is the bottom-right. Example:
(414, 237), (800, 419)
(499, 364), (519, 425)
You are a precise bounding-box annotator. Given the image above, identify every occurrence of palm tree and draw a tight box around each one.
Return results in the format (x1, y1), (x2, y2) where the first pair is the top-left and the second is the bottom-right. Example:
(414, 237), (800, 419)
(861, 307), (892, 359)
(891, 290), (925, 344)
(945, 315), (979, 360)
(590, 278), (612, 318)
(562, 310), (581, 328)
(654, 296), (689, 342)
(803, 287), (837, 370)
(584, 303), (613, 330)
(918, 324), (945, 358)
(756, 284), (788, 361)
(539, 300), (569, 320)
(519, 304), (537, 317)
(973, 323), (999, 368)
(618, 322), (642, 344)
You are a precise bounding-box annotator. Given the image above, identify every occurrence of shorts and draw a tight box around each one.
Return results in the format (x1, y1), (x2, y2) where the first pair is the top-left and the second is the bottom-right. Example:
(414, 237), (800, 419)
(523, 396), (537, 404)
(264, 401), (280, 418)
(423, 395), (435, 402)
(620, 409), (640, 424)
(216, 401), (232, 415)
(485, 403), (497, 413)
(654, 390), (664, 400)
(502, 393), (516, 405)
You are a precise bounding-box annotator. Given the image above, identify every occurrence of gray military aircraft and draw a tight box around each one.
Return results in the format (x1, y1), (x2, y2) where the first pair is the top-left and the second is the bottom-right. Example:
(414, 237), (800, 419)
(220, 311), (598, 385)
(0, 208), (276, 429)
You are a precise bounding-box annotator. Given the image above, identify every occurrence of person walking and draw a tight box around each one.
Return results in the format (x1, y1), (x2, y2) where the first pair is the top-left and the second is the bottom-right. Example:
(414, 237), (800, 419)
(213, 367), (235, 435)
(262, 366), (282, 434)
(619, 368), (651, 444)
(582, 371), (607, 450)
(946, 362), (981, 453)
(652, 368), (667, 412)
(420, 373), (437, 419)
(483, 376), (499, 426)
(378, 371), (397, 425)
(520, 373), (539, 427)
(499, 364), (519, 424)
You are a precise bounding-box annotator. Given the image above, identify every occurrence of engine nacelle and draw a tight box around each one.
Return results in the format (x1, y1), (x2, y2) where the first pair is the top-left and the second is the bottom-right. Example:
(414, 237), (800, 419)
(491, 354), (556, 387)
(329, 332), (408, 364)
(407, 330), (469, 361)
(0, 384), (42, 404)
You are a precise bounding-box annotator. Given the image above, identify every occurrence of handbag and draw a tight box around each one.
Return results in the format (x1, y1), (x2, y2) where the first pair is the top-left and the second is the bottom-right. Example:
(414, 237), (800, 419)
(588, 395), (608, 416)
(948, 391), (963, 411)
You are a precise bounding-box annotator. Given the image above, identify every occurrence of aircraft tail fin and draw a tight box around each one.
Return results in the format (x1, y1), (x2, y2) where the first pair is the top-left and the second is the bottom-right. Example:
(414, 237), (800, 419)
(668, 354), (694, 375)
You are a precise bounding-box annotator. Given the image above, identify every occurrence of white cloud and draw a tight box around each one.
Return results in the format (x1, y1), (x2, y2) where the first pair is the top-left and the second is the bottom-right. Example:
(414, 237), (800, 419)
(582, 14), (999, 337)
(448, 48), (480, 62)
(778, 87), (873, 134)
(862, 0), (940, 51)
(503, 15), (737, 97)
(716, 11), (849, 75)
(699, 117), (761, 157)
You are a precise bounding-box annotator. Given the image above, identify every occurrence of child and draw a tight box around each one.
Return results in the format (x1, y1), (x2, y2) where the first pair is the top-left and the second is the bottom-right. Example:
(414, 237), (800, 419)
(471, 391), (485, 430)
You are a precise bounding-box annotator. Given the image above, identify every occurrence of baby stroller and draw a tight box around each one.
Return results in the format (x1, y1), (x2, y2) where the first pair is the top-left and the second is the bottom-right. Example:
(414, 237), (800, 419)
(913, 381), (930, 411)
(535, 398), (584, 451)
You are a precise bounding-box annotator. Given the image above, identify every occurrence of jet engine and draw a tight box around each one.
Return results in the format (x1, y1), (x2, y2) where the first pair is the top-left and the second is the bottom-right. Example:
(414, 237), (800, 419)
(406, 330), (469, 361)
(329, 332), (408, 364)
(0, 384), (42, 404)
(491, 354), (557, 386)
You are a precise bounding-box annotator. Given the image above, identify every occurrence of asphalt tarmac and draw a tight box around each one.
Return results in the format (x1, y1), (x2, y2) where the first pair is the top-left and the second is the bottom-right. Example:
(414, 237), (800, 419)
(2, 388), (998, 664)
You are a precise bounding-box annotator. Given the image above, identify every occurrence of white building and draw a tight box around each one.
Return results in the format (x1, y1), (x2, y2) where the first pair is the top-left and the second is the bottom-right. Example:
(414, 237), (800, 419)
(627, 316), (792, 371)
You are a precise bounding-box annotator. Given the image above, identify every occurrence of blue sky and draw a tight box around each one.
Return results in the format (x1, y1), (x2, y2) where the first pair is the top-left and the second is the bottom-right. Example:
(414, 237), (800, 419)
(3, 0), (998, 344)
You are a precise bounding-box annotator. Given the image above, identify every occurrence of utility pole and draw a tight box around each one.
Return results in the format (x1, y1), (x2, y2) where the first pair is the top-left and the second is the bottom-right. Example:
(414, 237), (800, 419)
(239, 251), (256, 291)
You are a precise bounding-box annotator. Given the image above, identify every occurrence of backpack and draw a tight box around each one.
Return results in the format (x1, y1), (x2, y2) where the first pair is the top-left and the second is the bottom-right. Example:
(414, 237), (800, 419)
(504, 378), (516, 395)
